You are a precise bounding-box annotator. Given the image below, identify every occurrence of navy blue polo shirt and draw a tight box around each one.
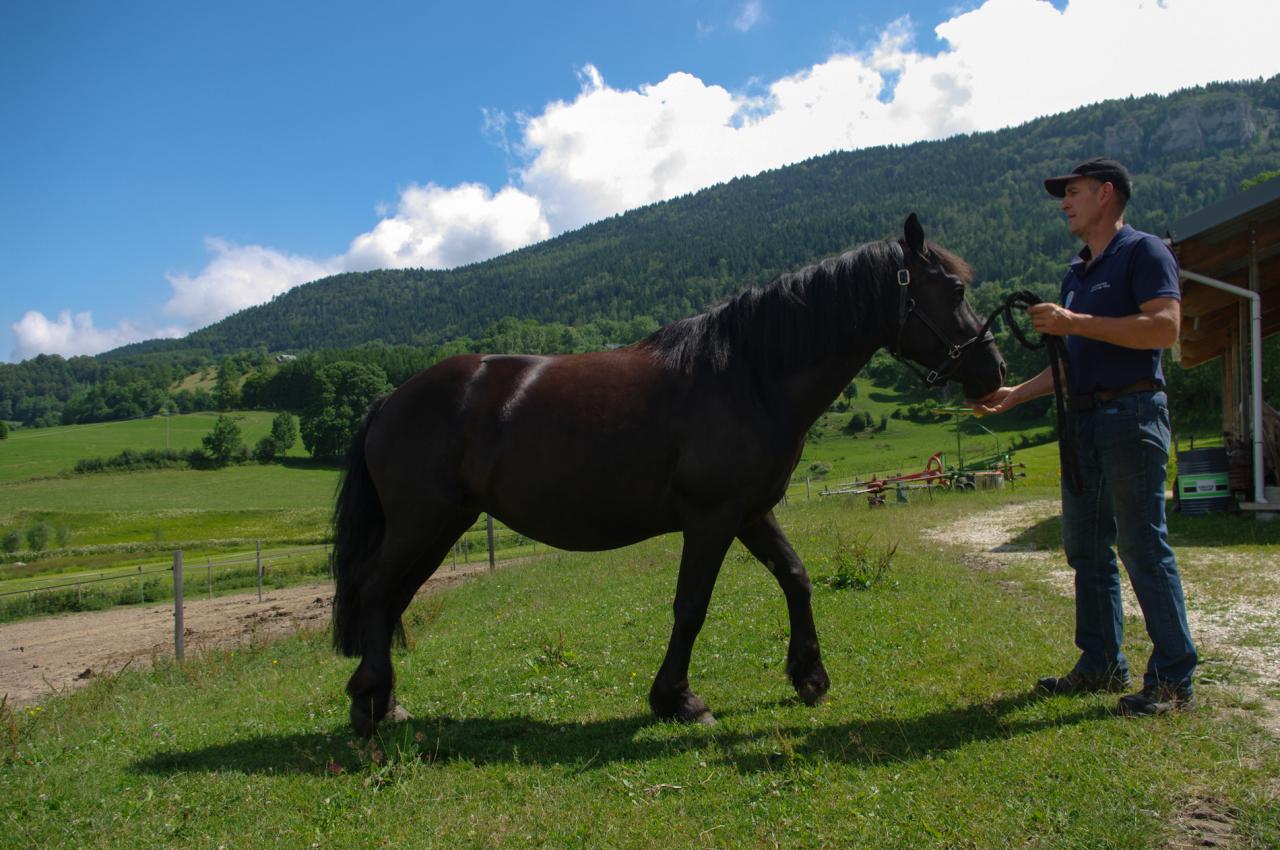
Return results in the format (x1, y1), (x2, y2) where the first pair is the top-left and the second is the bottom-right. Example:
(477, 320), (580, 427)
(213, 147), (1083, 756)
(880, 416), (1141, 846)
(1059, 224), (1181, 395)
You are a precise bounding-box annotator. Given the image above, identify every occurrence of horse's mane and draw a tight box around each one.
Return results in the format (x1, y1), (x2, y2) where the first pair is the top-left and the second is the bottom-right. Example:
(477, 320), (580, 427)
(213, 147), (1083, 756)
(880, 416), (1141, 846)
(636, 239), (972, 377)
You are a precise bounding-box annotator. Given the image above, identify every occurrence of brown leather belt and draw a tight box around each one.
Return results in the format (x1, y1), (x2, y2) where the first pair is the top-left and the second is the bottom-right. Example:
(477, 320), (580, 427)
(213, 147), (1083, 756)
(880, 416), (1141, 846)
(1067, 378), (1161, 412)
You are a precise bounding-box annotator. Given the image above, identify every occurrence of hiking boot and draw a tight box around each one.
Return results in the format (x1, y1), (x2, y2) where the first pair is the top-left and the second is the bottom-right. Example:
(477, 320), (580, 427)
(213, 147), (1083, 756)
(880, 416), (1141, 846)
(1035, 668), (1131, 696)
(1115, 684), (1196, 717)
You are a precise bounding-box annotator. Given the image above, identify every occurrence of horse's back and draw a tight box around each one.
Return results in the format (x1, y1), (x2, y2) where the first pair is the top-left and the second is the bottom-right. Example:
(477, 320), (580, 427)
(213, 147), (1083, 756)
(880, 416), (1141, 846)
(363, 350), (683, 540)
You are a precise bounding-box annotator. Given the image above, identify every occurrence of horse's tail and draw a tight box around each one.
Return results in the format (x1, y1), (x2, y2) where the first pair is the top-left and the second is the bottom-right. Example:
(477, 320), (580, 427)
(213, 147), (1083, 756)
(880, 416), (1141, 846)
(331, 396), (388, 657)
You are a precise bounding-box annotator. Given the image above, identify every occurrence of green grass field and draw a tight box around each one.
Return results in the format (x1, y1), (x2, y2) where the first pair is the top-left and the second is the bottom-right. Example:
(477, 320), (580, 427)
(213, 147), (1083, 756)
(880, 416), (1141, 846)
(0, 414), (542, 621)
(3, 492), (1277, 849)
(0, 399), (1199, 624)
(0, 411), (307, 483)
(786, 378), (1056, 498)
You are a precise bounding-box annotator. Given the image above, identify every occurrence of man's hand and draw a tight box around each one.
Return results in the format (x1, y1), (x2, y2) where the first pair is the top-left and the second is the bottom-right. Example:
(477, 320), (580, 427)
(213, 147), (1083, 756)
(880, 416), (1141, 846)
(966, 386), (1019, 417)
(965, 366), (1058, 417)
(1028, 302), (1077, 336)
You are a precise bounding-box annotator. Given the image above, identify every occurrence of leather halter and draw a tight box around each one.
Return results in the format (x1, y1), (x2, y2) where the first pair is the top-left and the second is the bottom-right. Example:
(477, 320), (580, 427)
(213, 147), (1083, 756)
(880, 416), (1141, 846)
(886, 241), (995, 388)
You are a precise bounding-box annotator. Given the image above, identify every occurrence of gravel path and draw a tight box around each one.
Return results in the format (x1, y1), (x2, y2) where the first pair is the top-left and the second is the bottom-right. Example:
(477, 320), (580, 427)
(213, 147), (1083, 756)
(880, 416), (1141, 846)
(926, 499), (1280, 735)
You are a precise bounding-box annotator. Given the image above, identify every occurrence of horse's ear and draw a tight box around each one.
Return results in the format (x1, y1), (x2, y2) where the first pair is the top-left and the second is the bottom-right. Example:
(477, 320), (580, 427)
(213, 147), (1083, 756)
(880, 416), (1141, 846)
(903, 213), (925, 255)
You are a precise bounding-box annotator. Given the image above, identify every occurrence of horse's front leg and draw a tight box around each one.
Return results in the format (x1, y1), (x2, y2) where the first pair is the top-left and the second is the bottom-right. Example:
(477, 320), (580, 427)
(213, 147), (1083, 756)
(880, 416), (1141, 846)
(737, 511), (829, 705)
(649, 524), (735, 724)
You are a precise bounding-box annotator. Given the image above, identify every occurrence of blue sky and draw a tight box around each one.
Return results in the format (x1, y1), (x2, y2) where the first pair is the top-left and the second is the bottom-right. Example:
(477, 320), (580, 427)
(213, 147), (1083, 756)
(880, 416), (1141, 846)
(3, 0), (1277, 362)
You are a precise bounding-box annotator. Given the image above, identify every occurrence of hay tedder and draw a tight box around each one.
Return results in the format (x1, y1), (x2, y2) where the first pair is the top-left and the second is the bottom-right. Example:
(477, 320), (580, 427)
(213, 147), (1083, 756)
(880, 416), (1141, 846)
(819, 406), (1025, 507)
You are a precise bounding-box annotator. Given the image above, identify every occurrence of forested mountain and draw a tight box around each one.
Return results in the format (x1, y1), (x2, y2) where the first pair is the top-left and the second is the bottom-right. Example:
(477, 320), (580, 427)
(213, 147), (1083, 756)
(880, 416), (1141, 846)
(3, 76), (1278, 427)
(109, 76), (1279, 357)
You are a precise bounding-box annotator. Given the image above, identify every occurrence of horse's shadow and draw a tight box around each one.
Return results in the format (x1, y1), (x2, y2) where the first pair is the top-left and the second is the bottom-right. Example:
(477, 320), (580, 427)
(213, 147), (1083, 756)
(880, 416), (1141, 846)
(132, 691), (1105, 777)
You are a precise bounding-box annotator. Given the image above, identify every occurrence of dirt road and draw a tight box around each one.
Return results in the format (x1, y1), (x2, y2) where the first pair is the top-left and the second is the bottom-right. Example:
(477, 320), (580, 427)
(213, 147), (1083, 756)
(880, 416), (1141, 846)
(0, 560), (501, 706)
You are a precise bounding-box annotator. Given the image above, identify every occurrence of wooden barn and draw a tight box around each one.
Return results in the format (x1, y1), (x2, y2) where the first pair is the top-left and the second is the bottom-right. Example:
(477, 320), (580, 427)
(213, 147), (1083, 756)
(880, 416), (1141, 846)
(1167, 177), (1280, 515)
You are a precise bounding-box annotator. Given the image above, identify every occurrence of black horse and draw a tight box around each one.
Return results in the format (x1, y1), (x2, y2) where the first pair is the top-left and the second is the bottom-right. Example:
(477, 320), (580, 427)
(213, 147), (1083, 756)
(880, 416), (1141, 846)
(332, 214), (1006, 735)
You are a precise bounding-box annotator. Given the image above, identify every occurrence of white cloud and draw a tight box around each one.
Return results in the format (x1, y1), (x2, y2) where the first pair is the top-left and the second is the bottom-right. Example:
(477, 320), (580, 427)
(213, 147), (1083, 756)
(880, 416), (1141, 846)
(9, 310), (181, 361)
(342, 182), (550, 272)
(10, 181), (554, 360)
(916, 0), (1280, 133)
(13, 0), (1280, 360)
(513, 0), (1280, 232)
(734, 1), (764, 32)
(162, 237), (341, 327)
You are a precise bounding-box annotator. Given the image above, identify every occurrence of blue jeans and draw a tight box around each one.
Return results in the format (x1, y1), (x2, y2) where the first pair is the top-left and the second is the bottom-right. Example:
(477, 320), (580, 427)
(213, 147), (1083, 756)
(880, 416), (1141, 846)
(1061, 390), (1197, 692)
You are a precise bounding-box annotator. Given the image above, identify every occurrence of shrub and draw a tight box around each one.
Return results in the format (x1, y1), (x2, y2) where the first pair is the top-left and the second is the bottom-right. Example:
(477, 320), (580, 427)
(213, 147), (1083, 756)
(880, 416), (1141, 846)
(253, 436), (280, 463)
(819, 532), (898, 591)
(1, 530), (20, 554)
(202, 415), (244, 466)
(26, 521), (54, 552)
(270, 411), (298, 452)
(74, 448), (191, 475)
(895, 403), (948, 424)
(842, 410), (873, 434)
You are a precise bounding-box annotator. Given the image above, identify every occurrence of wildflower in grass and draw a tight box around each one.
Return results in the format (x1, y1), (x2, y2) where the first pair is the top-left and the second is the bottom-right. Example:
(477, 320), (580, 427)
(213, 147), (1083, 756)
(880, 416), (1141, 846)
(327, 762), (343, 775)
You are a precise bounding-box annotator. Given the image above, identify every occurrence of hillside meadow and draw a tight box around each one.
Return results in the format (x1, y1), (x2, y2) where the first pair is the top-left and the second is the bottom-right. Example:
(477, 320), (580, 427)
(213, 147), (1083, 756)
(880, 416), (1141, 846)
(0, 410), (307, 484)
(2, 492), (1278, 849)
(0, 396), (1171, 626)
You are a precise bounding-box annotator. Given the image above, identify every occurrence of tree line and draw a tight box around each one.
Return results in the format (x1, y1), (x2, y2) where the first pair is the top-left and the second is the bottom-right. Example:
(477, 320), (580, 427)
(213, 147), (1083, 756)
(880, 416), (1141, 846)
(2, 77), (1277, 445)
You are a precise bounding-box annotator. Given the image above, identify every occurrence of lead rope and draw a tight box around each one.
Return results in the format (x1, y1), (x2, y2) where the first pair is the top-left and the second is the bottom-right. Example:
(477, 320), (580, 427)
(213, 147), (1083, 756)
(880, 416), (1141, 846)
(993, 291), (1082, 496)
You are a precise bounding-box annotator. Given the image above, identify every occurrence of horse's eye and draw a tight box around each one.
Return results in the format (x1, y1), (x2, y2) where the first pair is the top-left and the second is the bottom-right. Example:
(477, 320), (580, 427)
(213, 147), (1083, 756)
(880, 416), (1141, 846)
(952, 285), (965, 305)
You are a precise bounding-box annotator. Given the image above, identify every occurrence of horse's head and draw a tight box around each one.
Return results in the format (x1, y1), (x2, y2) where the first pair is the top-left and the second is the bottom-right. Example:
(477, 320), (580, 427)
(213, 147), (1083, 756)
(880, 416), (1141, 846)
(887, 213), (1006, 401)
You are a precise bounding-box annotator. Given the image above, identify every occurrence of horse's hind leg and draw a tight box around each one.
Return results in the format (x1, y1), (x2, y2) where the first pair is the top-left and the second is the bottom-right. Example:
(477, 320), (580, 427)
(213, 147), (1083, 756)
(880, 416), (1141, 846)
(737, 511), (829, 705)
(346, 509), (478, 736)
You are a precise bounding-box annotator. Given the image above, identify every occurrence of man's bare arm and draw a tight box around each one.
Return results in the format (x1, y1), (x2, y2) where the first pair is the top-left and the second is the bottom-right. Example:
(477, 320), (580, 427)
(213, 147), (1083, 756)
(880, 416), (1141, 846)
(1028, 296), (1180, 349)
(968, 365), (1059, 416)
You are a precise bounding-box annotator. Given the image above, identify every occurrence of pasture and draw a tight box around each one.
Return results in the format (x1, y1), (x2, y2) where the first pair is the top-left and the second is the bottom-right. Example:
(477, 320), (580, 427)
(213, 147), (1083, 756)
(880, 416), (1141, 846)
(0, 411), (307, 484)
(0, 401), (1059, 615)
(783, 377), (1057, 494)
(3, 492), (1278, 849)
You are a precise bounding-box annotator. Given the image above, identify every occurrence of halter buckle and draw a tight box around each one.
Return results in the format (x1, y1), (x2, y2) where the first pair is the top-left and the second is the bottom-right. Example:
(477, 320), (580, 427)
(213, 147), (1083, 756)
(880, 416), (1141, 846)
(926, 369), (942, 385)
(897, 269), (910, 287)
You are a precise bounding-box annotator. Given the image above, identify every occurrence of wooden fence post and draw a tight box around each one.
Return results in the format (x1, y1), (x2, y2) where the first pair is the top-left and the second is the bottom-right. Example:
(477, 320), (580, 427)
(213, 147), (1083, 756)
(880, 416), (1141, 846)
(256, 540), (263, 602)
(486, 514), (496, 571)
(173, 550), (184, 661)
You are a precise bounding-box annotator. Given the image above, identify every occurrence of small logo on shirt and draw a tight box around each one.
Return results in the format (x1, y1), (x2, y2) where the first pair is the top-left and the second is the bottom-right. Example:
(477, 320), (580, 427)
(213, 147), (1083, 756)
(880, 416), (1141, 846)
(1064, 291), (1075, 308)
(1090, 281), (1111, 293)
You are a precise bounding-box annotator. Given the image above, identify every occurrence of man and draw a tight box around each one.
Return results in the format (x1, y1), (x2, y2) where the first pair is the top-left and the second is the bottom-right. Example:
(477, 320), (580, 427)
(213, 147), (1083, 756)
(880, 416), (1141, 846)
(972, 157), (1197, 716)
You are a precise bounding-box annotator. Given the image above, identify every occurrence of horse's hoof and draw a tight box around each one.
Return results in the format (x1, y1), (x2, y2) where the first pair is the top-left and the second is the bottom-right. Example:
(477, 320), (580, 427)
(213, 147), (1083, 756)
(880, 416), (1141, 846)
(651, 688), (717, 725)
(387, 702), (412, 723)
(792, 664), (830, 706)
(350, 703), (378, 738)
(795, 679), (828, 706)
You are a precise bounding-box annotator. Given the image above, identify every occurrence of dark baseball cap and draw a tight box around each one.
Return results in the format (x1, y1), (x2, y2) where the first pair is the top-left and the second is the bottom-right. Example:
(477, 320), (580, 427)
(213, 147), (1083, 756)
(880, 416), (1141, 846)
(1043, 157), (1133, 199)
